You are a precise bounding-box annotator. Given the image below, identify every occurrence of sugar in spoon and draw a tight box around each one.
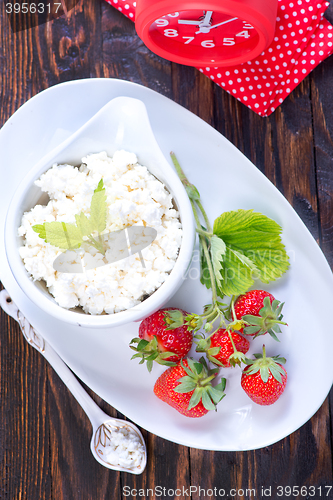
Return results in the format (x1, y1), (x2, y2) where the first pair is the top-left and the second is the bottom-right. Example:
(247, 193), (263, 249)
(0, 289), (147, 475)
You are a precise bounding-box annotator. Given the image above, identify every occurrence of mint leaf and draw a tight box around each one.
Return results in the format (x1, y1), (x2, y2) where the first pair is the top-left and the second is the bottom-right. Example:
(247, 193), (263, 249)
(33, 178), (108, 256)
(211, 210), (289, 295)
(75, 212), (93, 237)
(32, 224), (46, 240)
(90, 179), (107, 233)
(33, 221), (83, 250)
(94, 178), (104, 193)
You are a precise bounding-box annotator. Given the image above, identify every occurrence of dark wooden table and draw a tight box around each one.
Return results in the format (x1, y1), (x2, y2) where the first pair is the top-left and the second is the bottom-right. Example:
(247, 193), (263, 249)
(1, 1), (333, 499)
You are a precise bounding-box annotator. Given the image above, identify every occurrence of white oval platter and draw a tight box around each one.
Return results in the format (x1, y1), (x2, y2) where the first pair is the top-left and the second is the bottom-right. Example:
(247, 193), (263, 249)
(0, 78), (332, 451)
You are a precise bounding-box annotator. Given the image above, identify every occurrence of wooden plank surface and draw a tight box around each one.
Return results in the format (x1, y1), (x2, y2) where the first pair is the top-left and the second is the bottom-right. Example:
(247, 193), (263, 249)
(0, 0), (333, 498)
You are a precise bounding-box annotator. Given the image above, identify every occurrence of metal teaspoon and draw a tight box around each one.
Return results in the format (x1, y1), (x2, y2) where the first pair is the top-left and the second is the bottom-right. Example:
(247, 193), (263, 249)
(0, 289), (147, 475)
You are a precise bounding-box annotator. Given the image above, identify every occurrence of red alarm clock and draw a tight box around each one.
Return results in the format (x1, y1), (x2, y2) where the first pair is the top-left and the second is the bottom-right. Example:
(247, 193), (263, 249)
(135, 0), (278, 67)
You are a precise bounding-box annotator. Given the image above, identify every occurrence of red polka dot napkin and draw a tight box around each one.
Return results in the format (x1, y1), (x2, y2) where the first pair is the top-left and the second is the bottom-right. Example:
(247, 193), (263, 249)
(105, 0), (333, 116)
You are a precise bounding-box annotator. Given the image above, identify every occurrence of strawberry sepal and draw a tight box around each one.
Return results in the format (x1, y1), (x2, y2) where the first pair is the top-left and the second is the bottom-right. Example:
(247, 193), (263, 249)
(241, 345), (288, 405)
(241, 296), (286, 340)
(173, 358), (226, 412)
(130, 336), (178, 372)
(243, 346), (287, 383)
(164, 309), (185, 330)
(228, 351), (247, 367)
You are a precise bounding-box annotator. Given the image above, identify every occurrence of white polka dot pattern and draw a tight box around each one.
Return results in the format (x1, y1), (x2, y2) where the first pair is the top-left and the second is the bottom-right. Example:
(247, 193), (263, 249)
(105, 0), (333, 116)
(105, 0), (136, 19)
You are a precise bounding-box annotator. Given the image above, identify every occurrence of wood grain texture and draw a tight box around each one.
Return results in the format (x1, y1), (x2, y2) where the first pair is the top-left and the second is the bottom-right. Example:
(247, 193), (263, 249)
(1, 0), (333, 498)
(310, 4), (333, 263)
(0, 294), (52, 500)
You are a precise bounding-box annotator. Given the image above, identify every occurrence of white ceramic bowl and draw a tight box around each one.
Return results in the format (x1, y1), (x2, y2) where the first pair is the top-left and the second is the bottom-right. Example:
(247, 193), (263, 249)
(4, 96), (195, 328)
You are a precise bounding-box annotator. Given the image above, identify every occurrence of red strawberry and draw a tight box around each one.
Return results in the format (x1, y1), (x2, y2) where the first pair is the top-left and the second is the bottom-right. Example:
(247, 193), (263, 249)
(154, 358), (226, 418)
(130, 308), (192, 371)
(234, 290), (275, 318)
(241, 345), (287, 405)
(208, 329), (250, 367)
(233, 290), (286, 340)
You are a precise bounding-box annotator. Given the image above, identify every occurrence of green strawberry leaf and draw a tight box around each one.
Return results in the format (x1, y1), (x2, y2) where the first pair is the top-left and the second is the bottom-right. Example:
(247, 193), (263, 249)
(210, 209), (289, 296)
(218, 246), (255, 296)
(213, 209), (282, 235)
(210, 234), (226, 291)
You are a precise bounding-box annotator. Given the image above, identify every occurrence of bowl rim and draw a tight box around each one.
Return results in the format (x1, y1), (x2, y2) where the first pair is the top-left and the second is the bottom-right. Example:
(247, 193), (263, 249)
(4, 96), (195, 328)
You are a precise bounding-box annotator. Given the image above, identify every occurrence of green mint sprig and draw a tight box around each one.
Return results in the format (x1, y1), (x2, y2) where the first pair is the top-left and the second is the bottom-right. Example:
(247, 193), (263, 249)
(170, 152), (289, 336)
(32, 178), (107, 254)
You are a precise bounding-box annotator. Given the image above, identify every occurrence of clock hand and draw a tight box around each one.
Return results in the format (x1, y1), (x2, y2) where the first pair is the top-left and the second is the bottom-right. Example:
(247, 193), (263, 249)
(201, 10), (213, 26)
(195, 16), (238, 33)
(210, 17), (238, 28)
(178, 20), (201, 25)
(178, 11), (213, 27)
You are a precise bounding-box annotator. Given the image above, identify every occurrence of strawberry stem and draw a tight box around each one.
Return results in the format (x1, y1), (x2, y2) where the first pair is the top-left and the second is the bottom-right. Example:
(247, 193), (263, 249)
(201, 374), (217, 386)
(262, 344), (267, 359)
(189, 198), (219, 305)
(196, 199), (212, 233)
(196, 226), (214, 237)
(171, 152), (230, 334)
(86, 234), (106, 255)
(227, 329), (238, 355)
(230, 296), (237, 321)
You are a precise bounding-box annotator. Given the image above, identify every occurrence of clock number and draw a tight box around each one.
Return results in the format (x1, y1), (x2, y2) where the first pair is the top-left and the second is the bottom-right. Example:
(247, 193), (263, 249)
(155, 18), (169, 27)
(167, 12), (179, 17)
(243, 22), (254, 29)
(201, 40), (215, 48)
(223, 37), (235, 45)
(164, 29), (178, 37)
(236, 30), (250, 38)
(182, 36), (195, 44)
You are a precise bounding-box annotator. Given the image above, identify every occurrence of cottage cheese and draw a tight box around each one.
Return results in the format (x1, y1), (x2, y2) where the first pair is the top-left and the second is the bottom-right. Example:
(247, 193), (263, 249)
(99, 424), (145, 470)
(18, 150), (182, 314)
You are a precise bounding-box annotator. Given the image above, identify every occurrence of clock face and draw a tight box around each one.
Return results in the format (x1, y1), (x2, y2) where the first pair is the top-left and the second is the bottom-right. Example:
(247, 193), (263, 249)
(149, 10), (260, 65)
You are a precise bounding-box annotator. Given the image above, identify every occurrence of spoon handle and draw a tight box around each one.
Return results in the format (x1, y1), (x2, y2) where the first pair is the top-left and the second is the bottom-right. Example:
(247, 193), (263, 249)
(0, 289), (109, 428)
